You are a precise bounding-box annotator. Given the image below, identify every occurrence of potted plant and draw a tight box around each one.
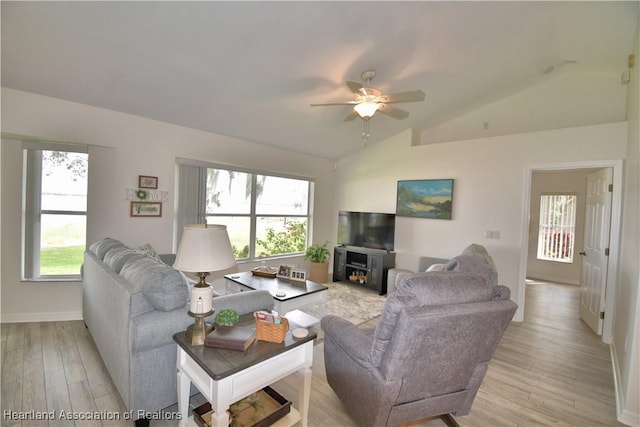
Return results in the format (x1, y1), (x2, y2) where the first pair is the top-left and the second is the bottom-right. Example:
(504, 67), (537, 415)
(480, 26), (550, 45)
(214, 308), (240, 327)
(305, 241), (331, 283)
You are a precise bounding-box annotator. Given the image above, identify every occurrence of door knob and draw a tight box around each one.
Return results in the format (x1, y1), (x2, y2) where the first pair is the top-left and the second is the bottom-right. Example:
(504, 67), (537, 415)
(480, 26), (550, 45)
(579, 251), (587, 256)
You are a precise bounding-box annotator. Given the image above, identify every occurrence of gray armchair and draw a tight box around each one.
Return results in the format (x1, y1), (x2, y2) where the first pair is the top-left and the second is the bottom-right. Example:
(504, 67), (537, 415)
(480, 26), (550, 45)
(321, 272), (517, 426)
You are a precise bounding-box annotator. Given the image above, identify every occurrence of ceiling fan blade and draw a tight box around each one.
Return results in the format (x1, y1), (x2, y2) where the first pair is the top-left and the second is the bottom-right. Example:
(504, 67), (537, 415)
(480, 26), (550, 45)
(346, 80), (364, 94)
(377, 104), (410, 120)
(310, 101), (358, 107)
(383, 90), (426, 104)
(343, 110), (358, 122)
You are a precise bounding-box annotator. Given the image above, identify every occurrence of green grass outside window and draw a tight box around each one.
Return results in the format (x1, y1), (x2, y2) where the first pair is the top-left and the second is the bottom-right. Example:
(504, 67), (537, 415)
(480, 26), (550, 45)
(40, 245), (84, 276)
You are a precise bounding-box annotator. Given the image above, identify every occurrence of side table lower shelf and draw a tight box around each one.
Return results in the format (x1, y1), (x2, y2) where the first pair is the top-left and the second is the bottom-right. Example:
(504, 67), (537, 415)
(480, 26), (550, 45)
(186, 406), (301, 427)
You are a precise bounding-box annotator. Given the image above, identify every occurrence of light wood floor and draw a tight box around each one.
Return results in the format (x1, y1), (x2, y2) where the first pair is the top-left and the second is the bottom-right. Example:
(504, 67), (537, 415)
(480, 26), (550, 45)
(1, 281), (626, 427)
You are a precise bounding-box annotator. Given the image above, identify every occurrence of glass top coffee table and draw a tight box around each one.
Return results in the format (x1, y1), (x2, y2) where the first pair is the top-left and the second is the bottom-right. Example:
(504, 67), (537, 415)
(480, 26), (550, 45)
(224, 272), (328, 326)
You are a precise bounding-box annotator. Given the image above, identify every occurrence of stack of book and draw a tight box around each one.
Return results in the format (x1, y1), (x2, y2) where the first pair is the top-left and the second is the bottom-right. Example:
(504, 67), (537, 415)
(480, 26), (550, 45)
(204, 325), (256, 351)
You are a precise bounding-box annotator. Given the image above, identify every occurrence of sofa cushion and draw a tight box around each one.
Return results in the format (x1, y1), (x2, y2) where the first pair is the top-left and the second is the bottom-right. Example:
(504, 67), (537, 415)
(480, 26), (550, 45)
(89, 238), (126, 260)
(120, 256), (189, 311)
(103, 246), (145, 273)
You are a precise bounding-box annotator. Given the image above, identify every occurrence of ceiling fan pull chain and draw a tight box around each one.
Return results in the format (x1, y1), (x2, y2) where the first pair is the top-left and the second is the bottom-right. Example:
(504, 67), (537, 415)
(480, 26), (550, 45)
(362, 119), (370, 142)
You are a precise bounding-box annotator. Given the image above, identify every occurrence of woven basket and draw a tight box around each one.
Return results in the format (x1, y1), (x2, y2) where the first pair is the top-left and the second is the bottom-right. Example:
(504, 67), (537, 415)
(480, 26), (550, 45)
(255, 317), (289, 343)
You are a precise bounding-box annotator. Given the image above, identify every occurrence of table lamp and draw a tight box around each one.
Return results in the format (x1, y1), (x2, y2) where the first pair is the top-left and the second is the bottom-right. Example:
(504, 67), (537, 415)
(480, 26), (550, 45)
(174, 224), (237, 345)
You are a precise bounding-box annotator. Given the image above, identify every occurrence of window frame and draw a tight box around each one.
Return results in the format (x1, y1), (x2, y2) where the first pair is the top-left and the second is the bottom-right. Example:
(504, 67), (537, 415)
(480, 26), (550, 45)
(176, 158), (314, 262)
(22, 142), (88, 281)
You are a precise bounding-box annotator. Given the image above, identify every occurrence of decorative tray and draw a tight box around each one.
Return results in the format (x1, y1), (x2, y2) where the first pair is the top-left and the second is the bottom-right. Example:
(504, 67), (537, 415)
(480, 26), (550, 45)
(193, 386), (291, 427)
(251, 266), (278, 278)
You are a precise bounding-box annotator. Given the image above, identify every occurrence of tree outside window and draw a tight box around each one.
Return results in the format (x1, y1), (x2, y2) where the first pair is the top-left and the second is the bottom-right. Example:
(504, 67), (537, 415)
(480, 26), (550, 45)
(204, 168), (310, 260)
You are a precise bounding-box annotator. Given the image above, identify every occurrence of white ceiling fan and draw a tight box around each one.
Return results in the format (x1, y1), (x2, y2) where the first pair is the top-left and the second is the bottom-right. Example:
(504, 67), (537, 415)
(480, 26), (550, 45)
(311, 68), (425, 141)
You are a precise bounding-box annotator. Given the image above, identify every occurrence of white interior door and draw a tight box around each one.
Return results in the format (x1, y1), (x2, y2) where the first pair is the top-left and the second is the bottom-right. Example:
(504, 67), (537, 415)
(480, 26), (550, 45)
(579, 168), (612, 335)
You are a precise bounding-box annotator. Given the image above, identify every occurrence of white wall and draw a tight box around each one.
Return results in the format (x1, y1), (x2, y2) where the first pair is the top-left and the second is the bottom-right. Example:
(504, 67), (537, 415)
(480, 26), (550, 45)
(334, 123), (628, 324)
(1, 88), (337, 322)
(612, 9), (640, 425)
(526, 170), (591, 285)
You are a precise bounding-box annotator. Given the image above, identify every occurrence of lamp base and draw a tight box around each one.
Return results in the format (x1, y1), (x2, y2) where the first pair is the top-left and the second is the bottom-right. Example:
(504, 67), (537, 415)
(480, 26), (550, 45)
(186, 310), (214, 346)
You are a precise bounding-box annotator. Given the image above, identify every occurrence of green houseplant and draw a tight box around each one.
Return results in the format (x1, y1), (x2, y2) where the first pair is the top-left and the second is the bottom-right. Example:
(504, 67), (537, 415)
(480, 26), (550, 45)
(214, 308), (240, 326)
(305, 241), (331, 283)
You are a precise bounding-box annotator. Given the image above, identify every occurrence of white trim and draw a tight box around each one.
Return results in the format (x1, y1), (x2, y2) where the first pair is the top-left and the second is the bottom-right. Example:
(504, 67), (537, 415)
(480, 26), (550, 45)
(519, 159), (623, 342)
(611, 341), (640, 426)
(1, 311), (83, 324)
(175, 156), (315, 182)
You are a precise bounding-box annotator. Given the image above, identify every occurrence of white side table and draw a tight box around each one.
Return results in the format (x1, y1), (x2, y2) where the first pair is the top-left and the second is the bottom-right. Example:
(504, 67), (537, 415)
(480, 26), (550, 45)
(174, 330), (314, 427)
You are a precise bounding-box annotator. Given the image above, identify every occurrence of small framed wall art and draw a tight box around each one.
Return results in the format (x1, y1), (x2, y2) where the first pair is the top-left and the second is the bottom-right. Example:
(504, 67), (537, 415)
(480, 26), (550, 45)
(138, 175), (158, 189)
(130, 201), (162, 217)
(396, 179), (454, 220)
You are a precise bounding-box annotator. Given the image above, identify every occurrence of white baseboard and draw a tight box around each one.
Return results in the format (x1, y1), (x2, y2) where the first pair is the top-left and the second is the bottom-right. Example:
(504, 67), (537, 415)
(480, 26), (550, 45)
(611, 341), (640, 427)
(1, 311), (83, 323)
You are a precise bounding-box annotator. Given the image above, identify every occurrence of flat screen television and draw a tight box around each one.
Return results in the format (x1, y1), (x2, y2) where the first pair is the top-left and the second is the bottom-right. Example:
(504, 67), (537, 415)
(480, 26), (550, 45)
(337, 211), (396, 251)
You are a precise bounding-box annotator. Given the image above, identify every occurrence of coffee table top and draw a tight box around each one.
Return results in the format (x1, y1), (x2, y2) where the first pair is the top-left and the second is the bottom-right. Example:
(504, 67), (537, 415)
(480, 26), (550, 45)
(225, 271), (328, 301)
(173, 314), (316, 381)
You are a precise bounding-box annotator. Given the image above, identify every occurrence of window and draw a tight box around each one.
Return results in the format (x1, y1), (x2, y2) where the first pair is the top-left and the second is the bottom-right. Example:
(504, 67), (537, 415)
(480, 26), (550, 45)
(537, 194), (577, 263)
(23, 143), (88, 279)
(177, 161), (312, 261)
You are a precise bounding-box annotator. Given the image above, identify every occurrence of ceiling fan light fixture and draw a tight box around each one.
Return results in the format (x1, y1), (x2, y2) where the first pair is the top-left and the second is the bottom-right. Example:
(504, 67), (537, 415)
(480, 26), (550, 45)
(354, 101), (379, 119)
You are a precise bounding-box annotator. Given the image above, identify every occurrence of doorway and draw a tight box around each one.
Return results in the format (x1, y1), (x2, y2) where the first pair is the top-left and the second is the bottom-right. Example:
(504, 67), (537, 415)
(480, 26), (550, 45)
(518, 160), (623, 344)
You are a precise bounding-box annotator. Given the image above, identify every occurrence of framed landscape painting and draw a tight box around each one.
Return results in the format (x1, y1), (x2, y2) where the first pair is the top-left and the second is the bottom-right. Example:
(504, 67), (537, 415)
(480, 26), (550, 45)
(396, 179), (454, 219)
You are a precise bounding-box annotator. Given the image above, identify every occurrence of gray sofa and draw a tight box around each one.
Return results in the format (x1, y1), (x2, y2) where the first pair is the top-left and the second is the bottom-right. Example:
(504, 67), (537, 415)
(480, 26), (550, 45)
(82, 238), (274, 417)
(387, 243), (498, 293)
(321, 271), (517, 426)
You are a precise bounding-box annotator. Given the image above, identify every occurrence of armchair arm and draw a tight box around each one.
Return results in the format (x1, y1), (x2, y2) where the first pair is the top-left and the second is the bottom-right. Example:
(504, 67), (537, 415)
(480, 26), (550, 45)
(322, 315), (403, 426)
(321, 315), (373, 366)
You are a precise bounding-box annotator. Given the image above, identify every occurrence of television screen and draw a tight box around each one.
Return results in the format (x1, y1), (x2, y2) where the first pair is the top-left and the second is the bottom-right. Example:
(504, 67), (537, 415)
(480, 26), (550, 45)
(337, 211), (396, 251)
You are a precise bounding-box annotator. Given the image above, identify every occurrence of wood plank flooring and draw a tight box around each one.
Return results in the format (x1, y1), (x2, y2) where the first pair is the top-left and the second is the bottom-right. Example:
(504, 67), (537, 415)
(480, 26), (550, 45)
(1, 281), (626, 426)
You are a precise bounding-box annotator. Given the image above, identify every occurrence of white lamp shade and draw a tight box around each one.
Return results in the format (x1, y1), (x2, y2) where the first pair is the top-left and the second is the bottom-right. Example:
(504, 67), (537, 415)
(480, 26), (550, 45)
(354, 101), (379, 119)
(173, 224), (237, 273)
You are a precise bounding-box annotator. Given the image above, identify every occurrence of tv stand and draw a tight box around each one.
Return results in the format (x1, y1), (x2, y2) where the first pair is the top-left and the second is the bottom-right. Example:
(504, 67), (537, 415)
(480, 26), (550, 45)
(333, 246), (396, 295)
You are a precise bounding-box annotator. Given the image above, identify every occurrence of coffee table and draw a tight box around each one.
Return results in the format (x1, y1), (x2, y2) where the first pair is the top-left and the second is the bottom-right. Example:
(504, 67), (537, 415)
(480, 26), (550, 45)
(174, 316), (316, 427)
(224, 272), (328, 322)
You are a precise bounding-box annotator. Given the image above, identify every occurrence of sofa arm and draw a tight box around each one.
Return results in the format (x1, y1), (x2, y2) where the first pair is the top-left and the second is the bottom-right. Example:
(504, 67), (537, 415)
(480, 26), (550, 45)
(159, 253), (176, 265)
(130, 307), (192, 353)
(321, 315), (374, 366)
(212, 290), (274, 316)
(387, 268), (414, 294)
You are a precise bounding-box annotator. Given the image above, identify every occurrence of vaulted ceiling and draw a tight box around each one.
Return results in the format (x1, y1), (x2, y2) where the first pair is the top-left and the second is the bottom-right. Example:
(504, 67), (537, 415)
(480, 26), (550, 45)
(2, 1), (638, 160)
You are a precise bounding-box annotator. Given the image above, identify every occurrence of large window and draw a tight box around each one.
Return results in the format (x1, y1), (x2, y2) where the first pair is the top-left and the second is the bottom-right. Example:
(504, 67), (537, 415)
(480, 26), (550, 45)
(23, 144), (88, 279)
(178, 161), (312, 261)
(537, 194), (577, 263)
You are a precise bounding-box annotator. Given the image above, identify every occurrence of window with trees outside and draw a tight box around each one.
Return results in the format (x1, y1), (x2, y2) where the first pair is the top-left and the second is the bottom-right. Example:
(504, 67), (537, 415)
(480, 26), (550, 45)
(23, 143), (88, 279)
(177, 161), (312, 261)
(537, 194), (577, 263)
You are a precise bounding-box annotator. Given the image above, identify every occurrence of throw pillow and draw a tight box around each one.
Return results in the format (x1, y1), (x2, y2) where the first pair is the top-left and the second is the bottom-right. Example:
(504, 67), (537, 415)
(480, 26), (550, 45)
(136, 243), (162, 261)
(425, 263), (447, 272)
